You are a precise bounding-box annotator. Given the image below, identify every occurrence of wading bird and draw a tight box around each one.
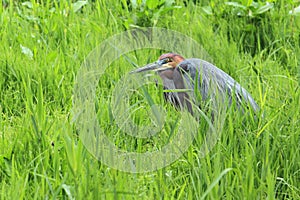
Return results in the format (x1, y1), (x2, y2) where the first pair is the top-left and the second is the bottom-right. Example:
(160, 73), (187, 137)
(130, 53), (259, 114)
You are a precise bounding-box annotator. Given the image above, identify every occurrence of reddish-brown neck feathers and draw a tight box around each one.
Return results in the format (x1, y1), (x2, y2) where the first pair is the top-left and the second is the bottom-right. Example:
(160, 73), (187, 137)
(159, 53), (185, 64)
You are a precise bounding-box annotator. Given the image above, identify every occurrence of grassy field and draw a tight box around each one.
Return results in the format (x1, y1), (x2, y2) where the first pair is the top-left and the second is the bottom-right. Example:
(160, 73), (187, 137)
(0, 0), (299, 199)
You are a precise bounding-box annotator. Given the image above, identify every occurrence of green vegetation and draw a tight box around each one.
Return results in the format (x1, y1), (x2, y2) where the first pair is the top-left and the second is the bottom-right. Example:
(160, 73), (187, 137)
(0, 0), (299, 199)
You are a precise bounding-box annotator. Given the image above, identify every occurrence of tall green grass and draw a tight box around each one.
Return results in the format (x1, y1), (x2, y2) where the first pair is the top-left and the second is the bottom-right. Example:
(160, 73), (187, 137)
(0, 0), (299, 199)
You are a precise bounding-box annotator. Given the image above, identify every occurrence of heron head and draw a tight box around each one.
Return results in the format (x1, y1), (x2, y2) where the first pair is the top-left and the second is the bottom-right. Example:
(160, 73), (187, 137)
(130, 53), (185, 73)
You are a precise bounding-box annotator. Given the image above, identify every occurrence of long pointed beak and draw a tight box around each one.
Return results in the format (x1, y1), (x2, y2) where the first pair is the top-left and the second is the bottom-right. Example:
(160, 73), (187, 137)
(130, 62), (174, 74)
(130, 62), (159, 73)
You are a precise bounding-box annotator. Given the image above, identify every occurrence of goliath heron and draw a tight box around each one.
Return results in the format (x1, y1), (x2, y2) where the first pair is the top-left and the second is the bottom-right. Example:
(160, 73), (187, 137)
(130, 53), (259, 114)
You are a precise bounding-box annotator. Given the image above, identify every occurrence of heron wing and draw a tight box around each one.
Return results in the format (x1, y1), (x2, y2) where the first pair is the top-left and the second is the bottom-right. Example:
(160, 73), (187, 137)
(183, 58), (259, 111)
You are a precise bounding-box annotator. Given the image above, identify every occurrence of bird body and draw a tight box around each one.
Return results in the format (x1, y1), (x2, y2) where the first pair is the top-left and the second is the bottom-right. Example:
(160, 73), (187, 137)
(131, 53), (259, 114)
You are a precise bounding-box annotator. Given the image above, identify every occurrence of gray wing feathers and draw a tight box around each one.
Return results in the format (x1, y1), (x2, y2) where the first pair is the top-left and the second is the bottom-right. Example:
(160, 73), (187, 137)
(183, 59), (259, 111)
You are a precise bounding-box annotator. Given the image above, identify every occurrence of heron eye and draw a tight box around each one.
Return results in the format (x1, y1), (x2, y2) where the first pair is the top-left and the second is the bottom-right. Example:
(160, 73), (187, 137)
(166, 58), (172, 62)
(162, 58), (170, 64)
(159, 58), (172, 65)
